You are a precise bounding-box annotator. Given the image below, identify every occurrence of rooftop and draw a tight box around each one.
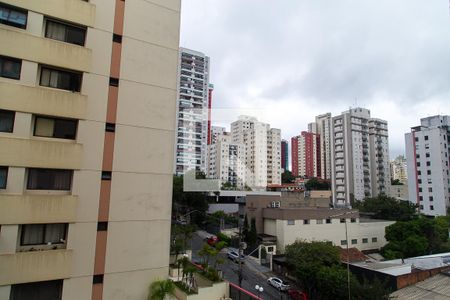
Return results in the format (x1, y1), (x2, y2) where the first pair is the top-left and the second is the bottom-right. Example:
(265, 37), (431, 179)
(390, 273), (450, 299)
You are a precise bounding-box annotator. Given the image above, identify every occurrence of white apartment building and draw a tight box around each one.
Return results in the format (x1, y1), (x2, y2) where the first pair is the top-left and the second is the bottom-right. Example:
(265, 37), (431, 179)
(206, 133), (246, 188)
(210, 125), (226, 145)
(331, 108), (390, 207)
(174, 47), (210, 175)
(230, 116), (281, 190)
(309, 113), (332, 180)
(390, 155), (408, 183)
(405, 115), (450, 216)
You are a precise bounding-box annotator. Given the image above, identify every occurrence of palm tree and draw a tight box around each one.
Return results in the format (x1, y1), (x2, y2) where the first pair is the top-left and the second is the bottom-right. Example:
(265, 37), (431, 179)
(148, 279), (175, 300)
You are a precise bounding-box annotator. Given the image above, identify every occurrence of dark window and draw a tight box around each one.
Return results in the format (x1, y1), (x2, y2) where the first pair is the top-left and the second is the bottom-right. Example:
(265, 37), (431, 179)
(0, 166), (7, 189)
(34, 116), (77, 139)
(430, 205), (434, 210)
(105, 123), (115, 132)
(427, 170), (431, 175)
(113, 34), (122, 43)
(351, 239), (357, 245)
(101, 171), (112, 180)
(372, 237), (378, 243)
(420, 205), (424, 210)
(326, 218), (331, 224)
(424, 136), (428, 141)
(0, 109), (15, 132)
(428, 187), (433, 192)
(340, 240), (347, 245)
(426, 161), (431, 167)
(0, 55), (21, 79)
(10, 280), (63, 300)
(40, 67), (82, 92)
(426, 153), (430, 158)
(429, 196), (433, 201)
(418, 171), (421, 175)
(340, 218), (346, 223)
(93, 275), (104, 284)
(20, 224), (67, 246)
(417, 162), (420, 167)
(351, 218), (356, 223)
(109, 77), (119, 87)
(418, 179), (422, 184)
(97, 222), (108, 231)
(415, 137), (418, 142)
(362, 238), (368, 244)
(0, 4), (27, 29)
(303, 219), (309, 225)
(45, 19), (86, 46)
(419, 187), (422, 192)
(419, 196), (423, 201)
(27, 168), (73, 190)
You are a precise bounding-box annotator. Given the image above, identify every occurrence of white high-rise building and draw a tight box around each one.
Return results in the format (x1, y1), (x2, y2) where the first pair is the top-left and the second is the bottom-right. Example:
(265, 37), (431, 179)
(206, 133), (246, 188)
(230, 116), (281, 190)
(331, 108), (390, 206)
(174, 48), (210, 175)
(210, 126), (226, 145)
(405, 115), (450, 216)
(316, 113), (332, 180)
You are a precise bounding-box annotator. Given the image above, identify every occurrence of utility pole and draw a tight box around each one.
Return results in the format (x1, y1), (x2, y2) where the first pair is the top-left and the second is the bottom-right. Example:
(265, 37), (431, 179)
(237, 219), (243, 300)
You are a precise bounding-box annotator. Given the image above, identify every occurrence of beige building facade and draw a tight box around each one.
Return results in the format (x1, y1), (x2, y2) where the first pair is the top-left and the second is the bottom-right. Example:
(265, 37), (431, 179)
(262, 208), (394, 253)
(0, 1), (180, 299)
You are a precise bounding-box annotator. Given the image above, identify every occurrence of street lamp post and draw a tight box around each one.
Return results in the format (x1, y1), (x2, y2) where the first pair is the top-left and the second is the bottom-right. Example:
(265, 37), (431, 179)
(255, 285), (264, 299)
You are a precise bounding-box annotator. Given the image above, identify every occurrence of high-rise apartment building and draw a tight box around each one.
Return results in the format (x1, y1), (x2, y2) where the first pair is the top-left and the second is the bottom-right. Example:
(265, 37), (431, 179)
(291, 131), (321, 178)
(281, 139), (289, 172)
(174, 47), (210, 175)
(390, 155), (408, 183)
(0, 1), (180, 299)
(315, 113), (332, 180)
(230, 116), (281, 190)
(210, 125), (226, 145)
(331, 108), (390, 206)
(206, 133), (246, 188)
(405, 115), (450, 216)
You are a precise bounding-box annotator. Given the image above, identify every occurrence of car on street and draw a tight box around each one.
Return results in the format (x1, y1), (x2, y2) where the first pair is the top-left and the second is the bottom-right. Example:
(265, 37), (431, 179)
(227, 249), (245, 262)
(267, 277), (290, 291)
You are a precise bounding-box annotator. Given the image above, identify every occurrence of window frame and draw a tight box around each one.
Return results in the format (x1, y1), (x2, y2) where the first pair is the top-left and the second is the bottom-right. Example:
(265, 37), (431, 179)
(27, 168), (73, 191)
(45, 18), (87, 46)
(0, 3), (27, 29)
(0, 55), (22, 80)
(10, 280), (63, 300)
(0, 109), (15, 133)
(39, 66), (82, 92)
(33, 116), (78, 140)
(0, 166), (8, 189)
(20, 223), (68, 246)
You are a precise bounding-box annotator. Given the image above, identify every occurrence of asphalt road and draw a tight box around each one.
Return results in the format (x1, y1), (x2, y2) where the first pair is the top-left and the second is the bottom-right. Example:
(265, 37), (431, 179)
(191, 232), (290, 300)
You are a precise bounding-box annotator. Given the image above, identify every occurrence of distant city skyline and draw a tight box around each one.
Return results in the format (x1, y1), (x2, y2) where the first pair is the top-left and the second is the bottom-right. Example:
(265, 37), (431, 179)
(181, 1), (450, 158)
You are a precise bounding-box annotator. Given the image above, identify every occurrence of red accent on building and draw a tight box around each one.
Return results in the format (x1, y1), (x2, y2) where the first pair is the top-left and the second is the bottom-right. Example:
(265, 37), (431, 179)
(291, 136), (299, 177)
(207, 85), (213, 145)
(302, 131), (315, 178)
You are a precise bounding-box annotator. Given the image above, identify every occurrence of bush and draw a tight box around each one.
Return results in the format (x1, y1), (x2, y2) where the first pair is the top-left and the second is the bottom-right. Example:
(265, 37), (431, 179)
(216, 232), (231, 245)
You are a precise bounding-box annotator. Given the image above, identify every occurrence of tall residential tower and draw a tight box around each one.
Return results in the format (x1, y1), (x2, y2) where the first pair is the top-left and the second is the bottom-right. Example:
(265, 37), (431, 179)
(0, 1), (180, 299)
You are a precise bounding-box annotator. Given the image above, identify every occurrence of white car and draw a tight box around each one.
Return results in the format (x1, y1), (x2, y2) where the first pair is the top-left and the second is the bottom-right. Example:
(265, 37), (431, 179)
(267, 277), (290, 291)
(227, 250), (245, 263)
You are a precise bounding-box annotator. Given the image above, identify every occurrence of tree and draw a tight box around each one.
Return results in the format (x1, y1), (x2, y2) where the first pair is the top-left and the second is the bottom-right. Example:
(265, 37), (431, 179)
(221, 181), (236, 190)
(282, 170), (295, 183)
(305, 177), (330, 190)
(391, 179), (403, 185)
(148, 279), (175, 300)
(353, 195), (417, 221)
(382, 216), (450, 259)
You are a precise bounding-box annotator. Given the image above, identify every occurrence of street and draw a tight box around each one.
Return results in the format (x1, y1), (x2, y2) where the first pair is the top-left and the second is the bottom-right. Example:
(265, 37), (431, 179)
(191, 232), (290, 300)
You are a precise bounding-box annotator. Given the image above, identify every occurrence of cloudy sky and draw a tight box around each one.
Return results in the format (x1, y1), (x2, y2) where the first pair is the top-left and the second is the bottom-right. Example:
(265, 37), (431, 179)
(180, 0), (450, 159)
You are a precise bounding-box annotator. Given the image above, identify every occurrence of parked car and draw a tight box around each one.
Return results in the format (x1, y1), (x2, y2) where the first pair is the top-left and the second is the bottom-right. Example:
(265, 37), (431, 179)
(205, 235), (218, 245)
(267, 277), (290, 291)
(227, 250), (245, 262)
(288, 288), (308, 300)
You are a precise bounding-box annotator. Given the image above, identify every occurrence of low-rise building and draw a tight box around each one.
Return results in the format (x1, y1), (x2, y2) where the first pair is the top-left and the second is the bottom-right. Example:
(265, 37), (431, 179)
(262, 208), (393, 253)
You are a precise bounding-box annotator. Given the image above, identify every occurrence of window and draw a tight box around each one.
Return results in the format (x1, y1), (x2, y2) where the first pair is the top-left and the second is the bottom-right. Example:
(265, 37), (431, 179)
(362, 238), (368, 244)
(93, 275), (103, 284)
(10, 280), (63, 300)
(425, 135), (429, 141)
(427, 170), (431, 175)
(340, 240), (347, 245)
(426, 161), (431, 166)
(0, 4), (27, 29)
(419, 196), (423, 201)
(326, 218), (331, 224)
(419, 187), (422, 192)
(372, 237), (378, 243)
(351, 239), (357, 245)
(27, 168), (73, 190)
(101, 171), (112, 180)
(303, 219), (309, 225)
(40, 67), (82, 92)
(430, 205), (434, 211)
(415, 137), (418, 142)
(105, 123), (115, 132)
(34, 116), (77, 139)
(0, 109), (14, 132)
(287, 220), (295, 225)
(113, 34), (122, 43)
(0, 55), (21, 79)
(109, 77), (119, 87)
(416, 162), (421, 167)
(420, 205), (424, 210)
(0, 166), (7, 189)
(45, 19), (86, 46)
(20, 224), (67, 246)
(426, 153), (430, 158)
(316, 219), (323, 224)
(350, 218), (356, 223)
(428, 187), (433, 192)
(418, 171), (421, 175)
(97, 222), (108, 231)
(340, 218), (346, 223)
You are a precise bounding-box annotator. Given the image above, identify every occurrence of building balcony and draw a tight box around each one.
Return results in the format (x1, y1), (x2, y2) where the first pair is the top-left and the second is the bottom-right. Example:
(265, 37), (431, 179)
(0, 82), (87, 120)
(0, 137), (82, 170)
(0, 27), (91, 72)
(0, 249), (72, 285)
(0, 194), (77, 225)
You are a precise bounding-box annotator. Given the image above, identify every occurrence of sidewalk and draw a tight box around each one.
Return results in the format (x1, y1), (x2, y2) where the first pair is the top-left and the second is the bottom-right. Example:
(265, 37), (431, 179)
(245, 255), (274, 278)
